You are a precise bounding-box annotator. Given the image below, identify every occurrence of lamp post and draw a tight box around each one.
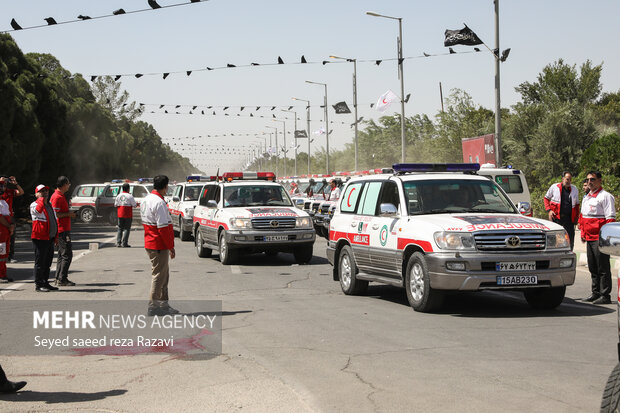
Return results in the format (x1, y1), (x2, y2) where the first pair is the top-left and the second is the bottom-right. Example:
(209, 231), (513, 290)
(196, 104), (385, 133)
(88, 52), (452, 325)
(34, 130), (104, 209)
(272, 119), (287, 177)
(305, 81), (329, 174)
(366, 11), (406, 163)
(265, 126), (278, 175)
(330, 55), (359, 171)
(292, 97), (311, 174)
(282, 109), (298, 175)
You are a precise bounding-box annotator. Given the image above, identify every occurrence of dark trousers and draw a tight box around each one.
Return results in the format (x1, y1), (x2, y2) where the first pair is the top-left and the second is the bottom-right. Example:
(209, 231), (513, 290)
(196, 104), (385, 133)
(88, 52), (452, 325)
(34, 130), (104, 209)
(554, 219), (575, 251)
(117, 217), (132, 246)
(587, 240), (611, 298)
(33, 239), (54, 287)
(56, 231), (72, 281)
(0, 363), (8, 386)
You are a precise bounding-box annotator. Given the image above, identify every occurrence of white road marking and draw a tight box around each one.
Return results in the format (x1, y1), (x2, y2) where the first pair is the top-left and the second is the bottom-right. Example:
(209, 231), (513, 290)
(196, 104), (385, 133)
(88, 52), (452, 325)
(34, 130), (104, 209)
(231, 265), (241, 274)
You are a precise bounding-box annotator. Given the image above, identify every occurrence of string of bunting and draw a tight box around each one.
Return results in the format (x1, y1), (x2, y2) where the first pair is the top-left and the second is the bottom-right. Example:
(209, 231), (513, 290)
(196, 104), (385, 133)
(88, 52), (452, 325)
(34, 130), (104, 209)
(87, 49), (481, 82)
(3, 0), (206, 33)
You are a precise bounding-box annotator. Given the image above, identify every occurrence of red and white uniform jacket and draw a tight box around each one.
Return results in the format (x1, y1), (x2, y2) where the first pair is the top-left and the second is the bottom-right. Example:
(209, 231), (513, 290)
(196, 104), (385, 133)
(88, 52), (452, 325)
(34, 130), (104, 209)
(140, 191), (174, 250)
(30, 198), (58, 240)
(543, 183), (579, 224)
(114, 191), (137, 218)
(579, 188), (616, 241)
(50, 189), (71, 232)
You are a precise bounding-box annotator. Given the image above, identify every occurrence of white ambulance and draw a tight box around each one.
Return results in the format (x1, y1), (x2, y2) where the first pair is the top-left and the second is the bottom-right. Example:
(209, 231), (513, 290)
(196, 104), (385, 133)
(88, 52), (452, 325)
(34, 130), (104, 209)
(193, 172), (316, 265)
(327, 163), (576, 312)
(168, 175), (214, 241)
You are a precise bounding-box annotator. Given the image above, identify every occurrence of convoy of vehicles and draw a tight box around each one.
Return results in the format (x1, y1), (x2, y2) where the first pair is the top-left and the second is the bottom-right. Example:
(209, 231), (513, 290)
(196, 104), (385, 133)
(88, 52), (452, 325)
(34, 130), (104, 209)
(168, 175), (214, 241)
(326, 163), (576, 313)
(192, 171), (316, 265)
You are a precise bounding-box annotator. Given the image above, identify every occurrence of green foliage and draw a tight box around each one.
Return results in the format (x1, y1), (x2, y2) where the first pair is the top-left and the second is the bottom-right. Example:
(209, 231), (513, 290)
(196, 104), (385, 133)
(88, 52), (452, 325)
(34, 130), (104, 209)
(0, 34), (195, 193)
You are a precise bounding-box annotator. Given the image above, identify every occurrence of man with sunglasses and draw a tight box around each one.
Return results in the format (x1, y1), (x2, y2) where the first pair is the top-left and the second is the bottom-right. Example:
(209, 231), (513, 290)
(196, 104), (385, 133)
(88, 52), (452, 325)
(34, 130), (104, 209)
(579, 171), (616, 304)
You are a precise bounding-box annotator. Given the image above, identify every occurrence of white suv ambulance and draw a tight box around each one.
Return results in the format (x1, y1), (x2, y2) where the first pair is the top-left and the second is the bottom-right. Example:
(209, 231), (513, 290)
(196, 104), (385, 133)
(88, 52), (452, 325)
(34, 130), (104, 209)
(327, 163), (576, 312)
(168, 175), (213, 241)
(193, 172), (316, 265)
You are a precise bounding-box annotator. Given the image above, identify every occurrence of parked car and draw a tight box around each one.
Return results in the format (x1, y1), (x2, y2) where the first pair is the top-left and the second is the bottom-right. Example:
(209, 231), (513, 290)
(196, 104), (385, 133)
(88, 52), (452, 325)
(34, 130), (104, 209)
(479, 164), (532, 215)
(599, 222), (620, 413)
(69, 183), (107, 223)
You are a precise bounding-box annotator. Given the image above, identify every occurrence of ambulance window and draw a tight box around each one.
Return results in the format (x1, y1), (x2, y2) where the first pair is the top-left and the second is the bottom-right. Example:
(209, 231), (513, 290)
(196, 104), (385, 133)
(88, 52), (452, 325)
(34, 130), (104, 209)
(174, 186), (183, 198)
(133, 186), (148, 198)
(481, 174), (523, 193)
(340, 182), (363, 214)
(77, 186), (92, 197)
(96, 186), (106, 196)
(377, 181), (400, 214)
(105, 186), (120, 197)
(359, 182), (382, 215)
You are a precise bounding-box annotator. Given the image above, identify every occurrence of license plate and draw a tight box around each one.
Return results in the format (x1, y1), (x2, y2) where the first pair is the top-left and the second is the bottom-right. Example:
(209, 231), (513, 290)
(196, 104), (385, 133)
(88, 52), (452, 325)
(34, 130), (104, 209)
(496, 275), (538, 285)
(264, 235), (288, 241)
(496, 261), (536, 271)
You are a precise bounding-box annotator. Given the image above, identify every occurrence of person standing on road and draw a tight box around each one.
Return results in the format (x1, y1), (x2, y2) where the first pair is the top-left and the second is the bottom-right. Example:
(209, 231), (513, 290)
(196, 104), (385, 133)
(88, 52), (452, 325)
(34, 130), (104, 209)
(50, 176), (76, 286)
(328, 179), (341, 201)
(30, 185), (59, 292)
(0, 175), (24, 264)
(140, 175), (177, 316)
(544, 171), (580, 250)
(579, 171), (616, 304)
(0, 181), (14, 283)
(0, 363), (27, 393)
(115, 183), (136, 248)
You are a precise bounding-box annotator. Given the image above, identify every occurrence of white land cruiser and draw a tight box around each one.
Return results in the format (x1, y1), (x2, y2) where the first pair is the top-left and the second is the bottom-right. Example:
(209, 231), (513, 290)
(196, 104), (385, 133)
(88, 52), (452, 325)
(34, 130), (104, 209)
(327, 163), (576, 313)
(193, 172), (316, 265)
(168, 175), (213, 241)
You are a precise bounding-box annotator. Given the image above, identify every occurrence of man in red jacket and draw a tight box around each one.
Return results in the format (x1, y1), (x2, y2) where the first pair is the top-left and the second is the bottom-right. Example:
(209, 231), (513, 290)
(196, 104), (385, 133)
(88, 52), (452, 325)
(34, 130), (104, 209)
(0, 175), (24, 264)
(50, 176), (76, 286)
(30, 185), (59, 292)
(544, 171), (579, 250)
(579, 171), (617, 304)
(140, 175), (177, 316)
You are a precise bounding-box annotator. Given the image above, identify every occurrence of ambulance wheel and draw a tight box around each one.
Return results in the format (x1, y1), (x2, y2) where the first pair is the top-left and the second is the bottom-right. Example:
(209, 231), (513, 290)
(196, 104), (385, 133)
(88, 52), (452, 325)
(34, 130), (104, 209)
(293, 244), (313, 264)
(219, 231), (236, 265)
(79, 207), (95, 223)
(106, 210), (117, 226)
(180, 218), (192, 241)
(601, 362), (620, 413)
(195, 229), (211, 258)
(523, 286), (565, 310)
(405, 252), (444, 313)
(338, 246), (367, 295)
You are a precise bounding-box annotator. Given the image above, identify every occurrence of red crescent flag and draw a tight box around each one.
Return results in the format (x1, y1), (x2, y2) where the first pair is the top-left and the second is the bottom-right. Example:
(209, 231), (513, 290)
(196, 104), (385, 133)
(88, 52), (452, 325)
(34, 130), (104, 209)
(376, 90), (399, 112)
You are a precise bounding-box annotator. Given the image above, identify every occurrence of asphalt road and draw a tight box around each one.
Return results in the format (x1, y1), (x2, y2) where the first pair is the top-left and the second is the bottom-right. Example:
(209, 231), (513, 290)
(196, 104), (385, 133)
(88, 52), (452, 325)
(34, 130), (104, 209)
(0, 221), (617, 412)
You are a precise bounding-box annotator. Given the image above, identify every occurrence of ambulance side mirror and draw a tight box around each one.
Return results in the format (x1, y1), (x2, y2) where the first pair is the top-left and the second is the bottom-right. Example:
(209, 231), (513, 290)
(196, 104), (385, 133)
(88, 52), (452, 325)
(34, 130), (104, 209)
(207, 200), (218, 209)
(379, 203), (398, 217)
(172, 196), (180, 202)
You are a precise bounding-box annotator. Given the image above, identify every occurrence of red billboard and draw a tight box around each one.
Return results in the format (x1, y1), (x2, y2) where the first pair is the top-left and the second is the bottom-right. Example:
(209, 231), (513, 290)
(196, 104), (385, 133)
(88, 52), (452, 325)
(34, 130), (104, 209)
(462, 134), (495, 165)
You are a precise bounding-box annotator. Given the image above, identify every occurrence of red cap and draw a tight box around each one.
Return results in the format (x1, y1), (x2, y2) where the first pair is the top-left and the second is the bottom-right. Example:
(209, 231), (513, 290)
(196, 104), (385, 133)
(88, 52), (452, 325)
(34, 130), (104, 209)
(35, 184), (50, 194)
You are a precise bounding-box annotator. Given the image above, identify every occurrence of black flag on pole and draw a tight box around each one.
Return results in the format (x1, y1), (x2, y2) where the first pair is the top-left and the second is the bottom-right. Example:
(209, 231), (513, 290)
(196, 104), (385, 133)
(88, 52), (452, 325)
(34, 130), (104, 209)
(295, 130), (308, 138)
(444, 25), (483, 47)
(332, 101), (351, 114)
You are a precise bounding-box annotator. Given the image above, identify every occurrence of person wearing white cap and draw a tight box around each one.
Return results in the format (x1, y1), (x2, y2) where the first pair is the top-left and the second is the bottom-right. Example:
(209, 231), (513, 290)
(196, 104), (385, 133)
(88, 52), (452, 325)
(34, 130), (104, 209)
(30, 185), (59, 292)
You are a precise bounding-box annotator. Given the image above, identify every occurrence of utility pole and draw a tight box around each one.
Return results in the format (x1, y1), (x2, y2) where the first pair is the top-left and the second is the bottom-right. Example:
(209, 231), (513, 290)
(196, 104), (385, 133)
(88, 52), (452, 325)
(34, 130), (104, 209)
(494, 0), (503, 166)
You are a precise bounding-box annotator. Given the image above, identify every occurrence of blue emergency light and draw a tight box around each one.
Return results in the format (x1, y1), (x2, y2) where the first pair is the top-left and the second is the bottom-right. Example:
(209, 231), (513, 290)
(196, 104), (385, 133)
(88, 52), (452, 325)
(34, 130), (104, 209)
(392, 163), (481, 174)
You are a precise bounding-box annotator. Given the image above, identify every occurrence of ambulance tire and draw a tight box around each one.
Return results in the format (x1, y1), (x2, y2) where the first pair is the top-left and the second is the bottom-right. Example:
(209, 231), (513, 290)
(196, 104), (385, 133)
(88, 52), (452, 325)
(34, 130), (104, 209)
(293, 244), (313, 264)
(195, 229), (212, 258)
(219, 231), (236, 265)
(179, 217), (192, 241)
(405, 252), (444, 313)
(106, 210), (117, 226)
(338, 245), (368, 295)
(79, 207), (95, 223)
(523, 286), (566, 310)
(601, 362), (620, 413)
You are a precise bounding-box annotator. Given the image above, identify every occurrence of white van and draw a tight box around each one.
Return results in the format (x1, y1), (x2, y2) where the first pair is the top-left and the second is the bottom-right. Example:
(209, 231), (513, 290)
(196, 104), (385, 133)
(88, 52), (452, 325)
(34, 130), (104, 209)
(478, 165), (532, 216)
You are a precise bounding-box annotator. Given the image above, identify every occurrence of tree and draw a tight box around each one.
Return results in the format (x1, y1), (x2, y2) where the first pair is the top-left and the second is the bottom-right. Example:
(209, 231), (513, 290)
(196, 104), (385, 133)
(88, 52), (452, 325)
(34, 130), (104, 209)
(91, 76), (141, 121)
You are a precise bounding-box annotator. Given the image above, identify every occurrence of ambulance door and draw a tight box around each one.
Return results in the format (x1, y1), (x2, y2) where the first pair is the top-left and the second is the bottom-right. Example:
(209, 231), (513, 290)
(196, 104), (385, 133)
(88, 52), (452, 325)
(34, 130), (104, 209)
(367, 180), (402, 278)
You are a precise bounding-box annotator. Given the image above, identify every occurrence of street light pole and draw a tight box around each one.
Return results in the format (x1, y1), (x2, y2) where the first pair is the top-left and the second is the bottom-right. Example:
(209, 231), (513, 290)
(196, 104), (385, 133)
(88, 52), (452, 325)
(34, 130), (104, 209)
(266, 126), (278, 175)
(494, 0), (503, 167)
(330, 56), (359, 171)
(367, 11), (406, 163)
(306, 81), (329, 174)
(292, 97), (311, 175)
(282, 109), (298, 175)
(272, 119), (287, 176)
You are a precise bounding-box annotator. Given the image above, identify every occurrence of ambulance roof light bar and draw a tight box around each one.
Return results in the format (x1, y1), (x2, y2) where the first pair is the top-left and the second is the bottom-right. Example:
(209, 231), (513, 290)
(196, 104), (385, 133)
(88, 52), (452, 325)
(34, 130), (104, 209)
(222, 172), (276, 181)
(186, 175), (217, 182)
(392, 163), (481, 174)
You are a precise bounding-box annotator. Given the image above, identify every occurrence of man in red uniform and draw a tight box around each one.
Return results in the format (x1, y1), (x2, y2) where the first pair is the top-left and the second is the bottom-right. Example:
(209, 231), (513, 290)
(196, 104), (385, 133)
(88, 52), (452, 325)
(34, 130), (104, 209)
(140, 175), (177, 316)
(30, 185), (59, 292)
(0, 175), (24, 264)
(114, 183), (137, 247)
(543, 171), (580, 250)
(0, 180), (14, 283)
(579, 171), (617, 304)
(50, 176), (76, 286)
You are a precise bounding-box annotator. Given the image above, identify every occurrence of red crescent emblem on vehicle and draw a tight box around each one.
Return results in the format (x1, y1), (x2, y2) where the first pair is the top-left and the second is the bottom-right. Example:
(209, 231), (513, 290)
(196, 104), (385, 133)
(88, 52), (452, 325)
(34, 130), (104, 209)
(382, 98), (388, 104)
(347, 187), (356, 207)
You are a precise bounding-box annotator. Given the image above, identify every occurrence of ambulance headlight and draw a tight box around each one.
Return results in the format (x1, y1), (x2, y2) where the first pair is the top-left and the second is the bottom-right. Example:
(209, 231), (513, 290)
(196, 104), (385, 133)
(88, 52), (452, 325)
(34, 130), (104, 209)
(184, 207), (194, 217)
(434, 232), (475, 250)
(229, 218), (252, 229)
(546, 230), (570, 249)
(296, 217), (312, 228)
